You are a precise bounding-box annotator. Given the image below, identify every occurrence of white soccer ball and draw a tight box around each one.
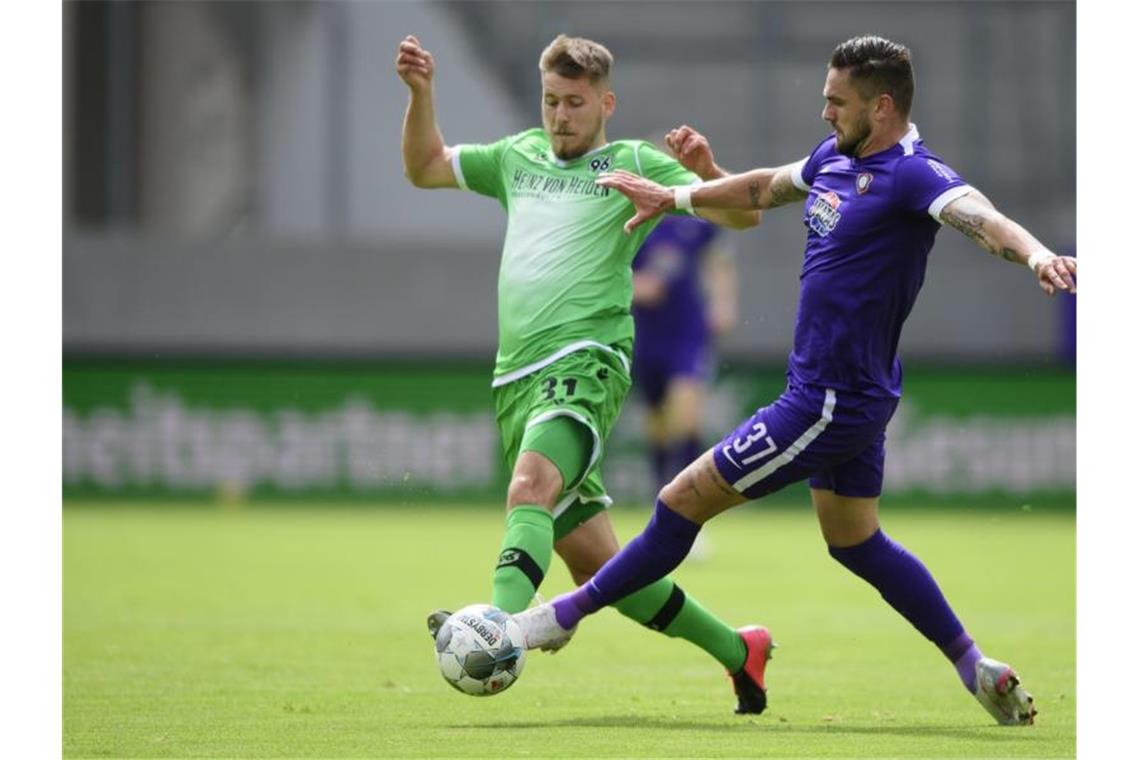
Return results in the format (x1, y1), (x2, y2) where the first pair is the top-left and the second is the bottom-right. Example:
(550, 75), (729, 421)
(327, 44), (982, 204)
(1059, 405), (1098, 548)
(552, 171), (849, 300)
(435, 604), (527, 696)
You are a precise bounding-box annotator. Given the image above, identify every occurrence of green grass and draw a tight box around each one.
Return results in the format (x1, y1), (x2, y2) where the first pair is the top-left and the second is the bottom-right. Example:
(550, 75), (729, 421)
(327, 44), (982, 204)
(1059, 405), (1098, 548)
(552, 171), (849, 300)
(64, 502), (1074, 758)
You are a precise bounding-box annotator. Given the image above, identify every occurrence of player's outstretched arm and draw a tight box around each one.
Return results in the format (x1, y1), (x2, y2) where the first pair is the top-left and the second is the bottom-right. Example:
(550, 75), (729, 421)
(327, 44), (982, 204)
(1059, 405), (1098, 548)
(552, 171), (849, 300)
(396, 35), (458, 189)
(665, 126), (759, 229)
(696, 163), (809, 212)
(596, 163), (805, 234)
(940, 191), (1076, 295)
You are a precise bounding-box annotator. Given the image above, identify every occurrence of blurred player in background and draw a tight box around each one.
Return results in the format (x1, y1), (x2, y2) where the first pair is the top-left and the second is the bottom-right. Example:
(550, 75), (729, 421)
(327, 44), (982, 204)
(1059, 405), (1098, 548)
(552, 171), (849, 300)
(517, 34), (1077, 726)
(631, 211), (738, 495)
(396, 34), (776, 713)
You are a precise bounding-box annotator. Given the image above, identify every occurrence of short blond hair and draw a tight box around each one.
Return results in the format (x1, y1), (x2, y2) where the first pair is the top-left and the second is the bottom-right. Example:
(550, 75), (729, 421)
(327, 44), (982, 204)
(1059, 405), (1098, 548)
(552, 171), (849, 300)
(539, 34), (613, 84)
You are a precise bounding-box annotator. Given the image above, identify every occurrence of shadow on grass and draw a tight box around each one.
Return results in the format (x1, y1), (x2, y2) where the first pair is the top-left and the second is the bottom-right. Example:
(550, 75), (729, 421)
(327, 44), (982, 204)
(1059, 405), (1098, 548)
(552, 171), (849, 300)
(448, 715), (1036, 742)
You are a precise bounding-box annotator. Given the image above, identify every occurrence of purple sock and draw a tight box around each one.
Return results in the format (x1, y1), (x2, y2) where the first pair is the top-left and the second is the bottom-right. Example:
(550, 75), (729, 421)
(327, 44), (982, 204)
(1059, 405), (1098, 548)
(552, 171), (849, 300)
(552, 499), (700, 630)
(829, 529), (978, 690)
(946, 631), (983, 692)
(551, 585), (600, 630)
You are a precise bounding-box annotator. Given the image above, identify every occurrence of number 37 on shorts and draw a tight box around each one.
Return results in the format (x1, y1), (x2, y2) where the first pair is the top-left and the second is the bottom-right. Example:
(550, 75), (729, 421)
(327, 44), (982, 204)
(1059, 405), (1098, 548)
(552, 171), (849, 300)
(711, 385), (897, 501)
(727, 421), (777, 466)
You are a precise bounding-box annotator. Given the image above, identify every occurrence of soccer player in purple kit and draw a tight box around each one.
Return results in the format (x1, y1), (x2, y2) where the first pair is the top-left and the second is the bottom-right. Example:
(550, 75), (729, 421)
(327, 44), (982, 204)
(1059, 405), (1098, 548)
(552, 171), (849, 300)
(631, 212), (738, 494)
(515, 35), (1076, 725)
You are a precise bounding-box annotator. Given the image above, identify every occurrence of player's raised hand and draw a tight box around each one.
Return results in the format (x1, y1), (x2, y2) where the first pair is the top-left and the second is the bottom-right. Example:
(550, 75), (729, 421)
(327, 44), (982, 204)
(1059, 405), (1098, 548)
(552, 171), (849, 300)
(595, 170), (674, 234)
(666, 125), (718, 179)
(1032, 254), (1077, 296)
(396, 35), (435, 92)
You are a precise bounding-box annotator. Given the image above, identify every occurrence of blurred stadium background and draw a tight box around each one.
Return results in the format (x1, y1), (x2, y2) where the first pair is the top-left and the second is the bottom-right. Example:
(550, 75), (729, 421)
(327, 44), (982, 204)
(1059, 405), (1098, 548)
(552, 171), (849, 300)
(62, 0), (1075, 507)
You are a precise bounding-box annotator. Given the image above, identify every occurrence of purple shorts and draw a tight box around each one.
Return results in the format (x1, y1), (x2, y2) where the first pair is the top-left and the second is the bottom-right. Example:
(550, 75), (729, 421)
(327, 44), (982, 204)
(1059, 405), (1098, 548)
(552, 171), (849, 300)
(632, 342), (712, 407)
(713, 382), (899, 500)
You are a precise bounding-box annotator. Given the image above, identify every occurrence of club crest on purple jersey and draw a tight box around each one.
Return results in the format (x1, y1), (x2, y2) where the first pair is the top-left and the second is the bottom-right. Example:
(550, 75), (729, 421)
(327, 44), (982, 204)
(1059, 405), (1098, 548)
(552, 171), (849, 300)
(857, 172), (874, 194)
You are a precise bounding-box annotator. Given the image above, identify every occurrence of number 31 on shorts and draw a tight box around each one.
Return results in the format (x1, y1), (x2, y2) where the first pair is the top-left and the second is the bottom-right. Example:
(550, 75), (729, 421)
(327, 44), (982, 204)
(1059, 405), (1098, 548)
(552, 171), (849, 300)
(727, 421), (777, 465)
(540, 377), (578, 401)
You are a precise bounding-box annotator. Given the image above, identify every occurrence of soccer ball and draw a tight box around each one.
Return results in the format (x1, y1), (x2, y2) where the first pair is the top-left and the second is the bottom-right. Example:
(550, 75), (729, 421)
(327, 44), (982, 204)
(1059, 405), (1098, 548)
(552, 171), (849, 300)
(435, 604), (527, 696)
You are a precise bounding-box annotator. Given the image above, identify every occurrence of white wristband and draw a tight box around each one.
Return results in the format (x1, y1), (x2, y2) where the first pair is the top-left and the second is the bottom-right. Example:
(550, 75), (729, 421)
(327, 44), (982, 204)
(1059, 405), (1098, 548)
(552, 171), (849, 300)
(674, 184), (696, 212)
(1026, 250), (1055, 272)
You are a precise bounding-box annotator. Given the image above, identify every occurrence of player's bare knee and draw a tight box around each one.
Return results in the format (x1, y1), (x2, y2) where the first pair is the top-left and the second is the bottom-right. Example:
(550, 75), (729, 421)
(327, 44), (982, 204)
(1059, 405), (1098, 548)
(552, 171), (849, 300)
(659, 454), (741, 523)
(506, 451), (565, 509)
(505, 473), (560, 511)
(820, 520), (879, 548)
(658, 466), (693, 510)
(813, 490), (880, 547)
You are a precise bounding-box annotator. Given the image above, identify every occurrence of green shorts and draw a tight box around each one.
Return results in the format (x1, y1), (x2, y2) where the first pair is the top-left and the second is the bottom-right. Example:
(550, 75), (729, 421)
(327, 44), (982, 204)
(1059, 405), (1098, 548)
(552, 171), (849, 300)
(493, 344), (632, 540)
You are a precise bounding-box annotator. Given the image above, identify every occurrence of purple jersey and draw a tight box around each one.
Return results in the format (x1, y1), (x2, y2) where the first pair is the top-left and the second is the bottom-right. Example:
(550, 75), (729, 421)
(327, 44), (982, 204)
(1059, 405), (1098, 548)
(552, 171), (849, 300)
(788, 124), (971, 398)
(631, 215), (720, 357)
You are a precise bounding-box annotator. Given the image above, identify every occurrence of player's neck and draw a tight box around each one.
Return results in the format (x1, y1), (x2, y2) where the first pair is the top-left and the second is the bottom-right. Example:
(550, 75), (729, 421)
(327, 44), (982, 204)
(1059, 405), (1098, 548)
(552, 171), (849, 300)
(856, 122), (911, 159)
(588, 130), (608, 154)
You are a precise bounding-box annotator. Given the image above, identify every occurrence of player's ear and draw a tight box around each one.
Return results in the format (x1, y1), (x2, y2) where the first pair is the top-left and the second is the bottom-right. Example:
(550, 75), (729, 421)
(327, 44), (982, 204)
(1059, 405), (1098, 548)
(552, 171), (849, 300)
(602, 89), (616, 119)
(873, 92), (895, 121)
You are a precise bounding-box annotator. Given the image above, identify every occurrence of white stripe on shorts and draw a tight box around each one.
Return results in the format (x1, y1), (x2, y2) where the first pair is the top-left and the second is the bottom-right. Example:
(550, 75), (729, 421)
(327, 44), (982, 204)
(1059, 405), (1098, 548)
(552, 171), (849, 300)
(525, 409), (602, 492)
(732, 388), (837, 492)
(551, 492), (613, 521)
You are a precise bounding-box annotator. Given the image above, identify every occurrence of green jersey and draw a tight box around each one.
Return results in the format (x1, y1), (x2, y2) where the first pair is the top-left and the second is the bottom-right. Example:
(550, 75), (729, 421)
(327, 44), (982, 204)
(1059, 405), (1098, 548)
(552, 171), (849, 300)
(452, 128), (699, 386)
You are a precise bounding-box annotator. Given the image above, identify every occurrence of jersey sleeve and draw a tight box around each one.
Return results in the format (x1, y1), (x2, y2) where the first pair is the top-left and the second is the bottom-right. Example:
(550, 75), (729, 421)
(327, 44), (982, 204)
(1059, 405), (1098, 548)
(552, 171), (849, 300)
(790, 136), (834, 192)
(895, 154), (973, 221)
(452, 132), (521, 201)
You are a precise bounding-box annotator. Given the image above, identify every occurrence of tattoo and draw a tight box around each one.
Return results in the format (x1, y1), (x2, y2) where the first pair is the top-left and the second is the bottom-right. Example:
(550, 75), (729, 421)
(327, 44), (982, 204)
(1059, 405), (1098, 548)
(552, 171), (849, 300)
(943, 206), (1029, 265)
(767, 171), (808, 209)
(683, 457), (733, 502)
(701, 457), (738, 497)
(748, 181), (761, 209)
(940, 195), (1031, 266)
(942, 207), (989, 247)
(690, 476), (708, 500)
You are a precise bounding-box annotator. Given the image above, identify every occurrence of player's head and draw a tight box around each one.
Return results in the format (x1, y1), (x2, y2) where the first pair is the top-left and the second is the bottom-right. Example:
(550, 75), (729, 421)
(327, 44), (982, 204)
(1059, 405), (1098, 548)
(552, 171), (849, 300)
(538, 35), (616, 160)
(823, 35), (914, 156)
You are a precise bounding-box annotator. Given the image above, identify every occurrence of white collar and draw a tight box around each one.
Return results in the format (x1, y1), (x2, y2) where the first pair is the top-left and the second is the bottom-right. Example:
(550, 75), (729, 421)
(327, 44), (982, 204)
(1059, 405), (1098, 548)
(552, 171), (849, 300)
(898, 123), (920, 155)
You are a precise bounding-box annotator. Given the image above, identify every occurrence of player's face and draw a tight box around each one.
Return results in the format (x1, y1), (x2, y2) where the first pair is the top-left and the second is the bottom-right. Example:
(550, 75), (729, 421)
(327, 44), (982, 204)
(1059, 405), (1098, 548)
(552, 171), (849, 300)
(541, 72), (614, 160)
(822, 67), (873, 157)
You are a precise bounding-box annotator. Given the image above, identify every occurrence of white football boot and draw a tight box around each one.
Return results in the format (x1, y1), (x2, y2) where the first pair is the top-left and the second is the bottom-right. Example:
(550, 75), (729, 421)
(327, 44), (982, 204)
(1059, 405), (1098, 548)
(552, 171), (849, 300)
(512, 602), (577, 653)
(973, 657), (1037, 725)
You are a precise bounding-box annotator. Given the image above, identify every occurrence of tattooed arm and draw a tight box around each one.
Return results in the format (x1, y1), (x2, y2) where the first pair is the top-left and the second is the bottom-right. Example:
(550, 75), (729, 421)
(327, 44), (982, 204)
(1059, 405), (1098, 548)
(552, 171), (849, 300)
(595, 162), (807, 234)
(664, 125), (760, 229)
(691, 162), (809, 211)
(685, 162), (762, 230)
(940, 191), (1077, 295)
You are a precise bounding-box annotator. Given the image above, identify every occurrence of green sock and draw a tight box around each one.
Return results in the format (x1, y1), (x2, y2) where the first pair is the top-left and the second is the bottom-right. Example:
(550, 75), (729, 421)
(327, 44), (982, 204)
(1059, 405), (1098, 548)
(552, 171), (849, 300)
(491, 506), (553, 614)
(614, 578), (747, 672)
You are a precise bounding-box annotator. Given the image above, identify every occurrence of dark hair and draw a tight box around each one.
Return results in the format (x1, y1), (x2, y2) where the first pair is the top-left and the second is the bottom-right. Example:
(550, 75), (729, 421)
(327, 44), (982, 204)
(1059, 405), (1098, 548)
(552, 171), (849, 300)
(829, 35), (914, 116)
(539, 34), (613, 84)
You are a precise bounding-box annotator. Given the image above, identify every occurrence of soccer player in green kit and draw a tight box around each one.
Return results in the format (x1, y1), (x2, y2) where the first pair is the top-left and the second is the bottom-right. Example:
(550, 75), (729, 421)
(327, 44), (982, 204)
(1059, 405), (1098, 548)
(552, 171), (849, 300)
(397, 33), (773, 712)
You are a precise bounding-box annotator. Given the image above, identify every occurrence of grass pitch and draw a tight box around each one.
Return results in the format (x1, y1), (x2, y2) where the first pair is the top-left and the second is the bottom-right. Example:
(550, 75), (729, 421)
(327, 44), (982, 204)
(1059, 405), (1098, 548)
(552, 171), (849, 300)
(64, 501), (1074, 758)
